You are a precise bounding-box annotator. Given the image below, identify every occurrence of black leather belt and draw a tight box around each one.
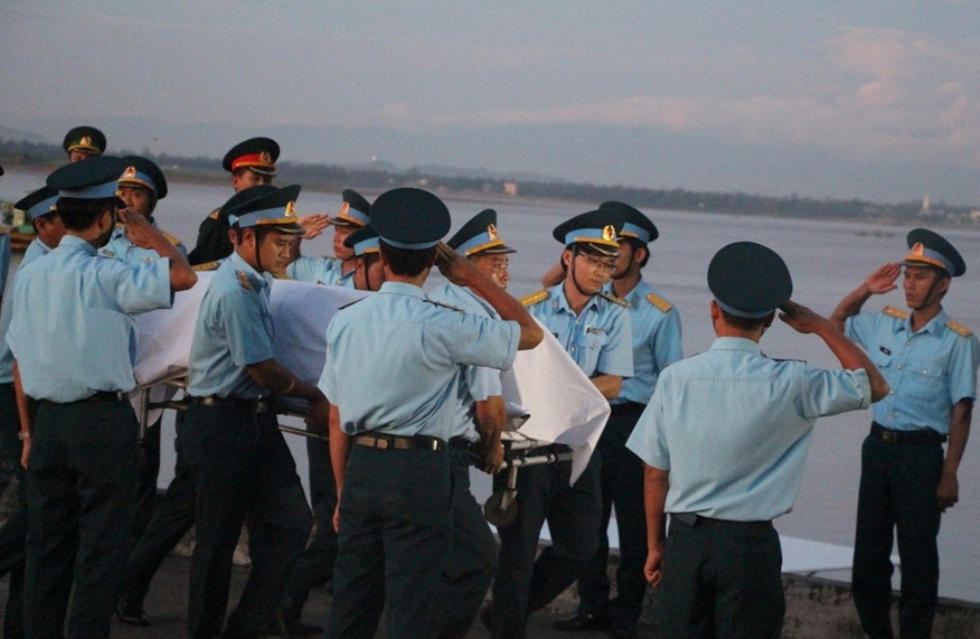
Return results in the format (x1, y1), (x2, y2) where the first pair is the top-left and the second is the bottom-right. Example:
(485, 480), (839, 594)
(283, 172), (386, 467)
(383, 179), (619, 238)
(871, 422), (945, 444)
(191, 396), (274, 414)
(354, 433), (445, 451)
(84, 390), (126, 402)
(449, 436), (476, 450)
(672, 513), (771, 528)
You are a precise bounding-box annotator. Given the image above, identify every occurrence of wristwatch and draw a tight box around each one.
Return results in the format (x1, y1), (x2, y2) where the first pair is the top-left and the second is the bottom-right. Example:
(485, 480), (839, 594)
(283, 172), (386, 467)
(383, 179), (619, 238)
(17, 431), (31, 441)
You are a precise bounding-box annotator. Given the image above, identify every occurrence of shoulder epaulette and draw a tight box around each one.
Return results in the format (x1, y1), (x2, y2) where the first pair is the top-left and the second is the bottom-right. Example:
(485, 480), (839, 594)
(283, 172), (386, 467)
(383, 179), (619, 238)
(425, 299), (464, 312)
(521, 289), (550, 307)
(236, 271), (254, 291)
(882, 306), (909, 320)
(207, 208), (220, 220)
(599, 292), (629, 307)
(161, 231), (184, 248)
(645, 292), (672, 312)
(193, 261), (220, 272)
(946, 319), (973, 338)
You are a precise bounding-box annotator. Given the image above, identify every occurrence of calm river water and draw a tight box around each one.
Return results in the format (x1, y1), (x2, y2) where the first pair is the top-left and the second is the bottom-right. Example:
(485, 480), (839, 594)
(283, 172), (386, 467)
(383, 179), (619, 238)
(3, 168), (978, 602)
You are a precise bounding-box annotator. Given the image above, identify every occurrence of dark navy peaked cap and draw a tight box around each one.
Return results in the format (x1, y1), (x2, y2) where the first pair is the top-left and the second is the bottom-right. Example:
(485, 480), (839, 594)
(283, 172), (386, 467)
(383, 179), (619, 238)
(708, 241), (792, 318)
(448, 209), (516, 256)
(600, 201), (658, 244)
(903, 228), (965, 277)
(371, 188), (450, 250)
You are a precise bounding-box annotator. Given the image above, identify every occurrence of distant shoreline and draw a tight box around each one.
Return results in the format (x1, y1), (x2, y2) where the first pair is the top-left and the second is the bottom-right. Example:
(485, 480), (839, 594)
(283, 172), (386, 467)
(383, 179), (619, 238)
(2, 158), (978, 232)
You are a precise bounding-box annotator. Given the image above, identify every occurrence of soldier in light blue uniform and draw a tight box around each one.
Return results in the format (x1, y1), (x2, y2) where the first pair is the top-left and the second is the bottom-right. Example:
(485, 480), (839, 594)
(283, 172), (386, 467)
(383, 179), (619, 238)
(103, 155), (187, 263)
(117, 185), (290, 629)
(320, 187), (542, 639)
(277, 222), (385, 637)
(6, 156), (197, 639)
(99, 156), (189, 551)
(286, 188), (371, 287)
(627, 241), (887, 638)
(427, 208), (517, 637)
(832, 229), (980, 639)
(183, 185), (327, 639)
(559, 201), (683, 638)
(0, 185), (65, 639)
(487, 209), (633, 639)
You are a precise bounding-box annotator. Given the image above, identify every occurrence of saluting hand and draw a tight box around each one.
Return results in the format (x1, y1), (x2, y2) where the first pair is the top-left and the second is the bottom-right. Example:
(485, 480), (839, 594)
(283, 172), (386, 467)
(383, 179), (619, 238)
(119, 208), (160, 249)
(779, 300), (832, 335)
(435, 242), (474, 286)
(299, 214), (330, 240)
(865, 263), (901, 295)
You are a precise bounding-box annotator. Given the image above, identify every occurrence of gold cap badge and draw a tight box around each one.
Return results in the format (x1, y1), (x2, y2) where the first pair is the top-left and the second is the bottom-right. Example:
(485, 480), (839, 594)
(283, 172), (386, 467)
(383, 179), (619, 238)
(487, 223), (499, 241)
(911, 242), (925, 256)
(123, 165), (137, 178)
(284, 201), (296, 218)
(259, 150), (272, 165)
(602, 225), (616, 241)
(80, 136), (92, 147)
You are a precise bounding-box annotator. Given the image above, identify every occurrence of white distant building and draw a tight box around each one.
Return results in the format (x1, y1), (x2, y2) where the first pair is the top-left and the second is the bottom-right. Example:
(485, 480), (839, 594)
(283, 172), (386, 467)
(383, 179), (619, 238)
(503, 181), (518, 196)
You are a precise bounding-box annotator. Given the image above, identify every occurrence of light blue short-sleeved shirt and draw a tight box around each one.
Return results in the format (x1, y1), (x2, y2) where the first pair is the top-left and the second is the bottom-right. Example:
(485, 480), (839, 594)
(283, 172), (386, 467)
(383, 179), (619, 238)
(0, 233), (11, 298)
(846, 308), (979, 434)
(604, 280), (683, 405)
(7, 235), (172, 402)
(627, 336), (871, 521)
(187, 251), (277, 399)
(319, 281), (520, 441)
(287, 254), (355, 288)
(101, 224), (187, 264)
(428, 281), (505, 442)
(0, 238), (54, 384)
(527, 284), (633, 379)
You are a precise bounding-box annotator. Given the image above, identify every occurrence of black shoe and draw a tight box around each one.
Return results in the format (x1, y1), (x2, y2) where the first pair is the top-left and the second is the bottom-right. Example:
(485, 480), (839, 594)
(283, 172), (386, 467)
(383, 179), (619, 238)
(115, 599), (150, 627)
(553, 611), (611, 632)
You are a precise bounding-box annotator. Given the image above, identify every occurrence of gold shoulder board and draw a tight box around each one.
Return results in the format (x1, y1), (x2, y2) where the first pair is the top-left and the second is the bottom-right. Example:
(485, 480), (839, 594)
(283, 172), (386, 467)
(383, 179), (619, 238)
(882, 306), (909, 320)
(646, 292), (672, 312)
(599, 292), (629, 307)
(236, 271), (254, 291)
(161, 231), (183, 248)
(946, 320), (973, 338)
(520, 289), (550, 307)
(193, 260), (220, 272)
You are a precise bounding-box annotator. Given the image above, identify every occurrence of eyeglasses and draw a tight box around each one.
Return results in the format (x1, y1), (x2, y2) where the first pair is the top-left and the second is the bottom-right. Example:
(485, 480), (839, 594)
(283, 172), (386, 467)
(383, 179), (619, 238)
(577, 253), (616, 274)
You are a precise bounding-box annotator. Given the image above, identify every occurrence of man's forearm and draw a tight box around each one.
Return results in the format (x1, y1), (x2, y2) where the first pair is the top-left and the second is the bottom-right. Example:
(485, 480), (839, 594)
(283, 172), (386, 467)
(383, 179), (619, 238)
(643, 465), (668, 551)
(943, 400), (972, 476)
(830, 283), (873, 331)
(328, 404), (349, 502)
(591, 374), (623, 400)
(813, 320), (889, 401)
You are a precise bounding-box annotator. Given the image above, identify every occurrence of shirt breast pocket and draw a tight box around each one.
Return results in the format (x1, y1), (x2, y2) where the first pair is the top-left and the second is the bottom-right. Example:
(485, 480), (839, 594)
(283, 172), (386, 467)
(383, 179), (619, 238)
(908, 362), (946, 402)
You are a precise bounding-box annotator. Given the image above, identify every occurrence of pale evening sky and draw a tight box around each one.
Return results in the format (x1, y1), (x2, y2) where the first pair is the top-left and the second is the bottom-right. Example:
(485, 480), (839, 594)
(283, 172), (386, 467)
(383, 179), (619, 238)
(2, 1), (980, 204)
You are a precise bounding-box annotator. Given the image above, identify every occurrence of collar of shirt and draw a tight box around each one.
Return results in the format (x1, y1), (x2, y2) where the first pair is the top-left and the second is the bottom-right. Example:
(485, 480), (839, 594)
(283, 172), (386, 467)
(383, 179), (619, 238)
(551, 283), (600, 316)
(226, 250), (271, 295)
(379, 280), (426, 298)
(58, 234), (96, 256)
(895, 308), (949, 337)
(710, 336), (762, 353)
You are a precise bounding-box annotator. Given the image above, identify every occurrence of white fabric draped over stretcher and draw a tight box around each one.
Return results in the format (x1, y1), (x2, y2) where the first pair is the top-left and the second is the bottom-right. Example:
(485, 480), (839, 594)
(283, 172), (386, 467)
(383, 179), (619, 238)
(131, 275), (609, 484)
